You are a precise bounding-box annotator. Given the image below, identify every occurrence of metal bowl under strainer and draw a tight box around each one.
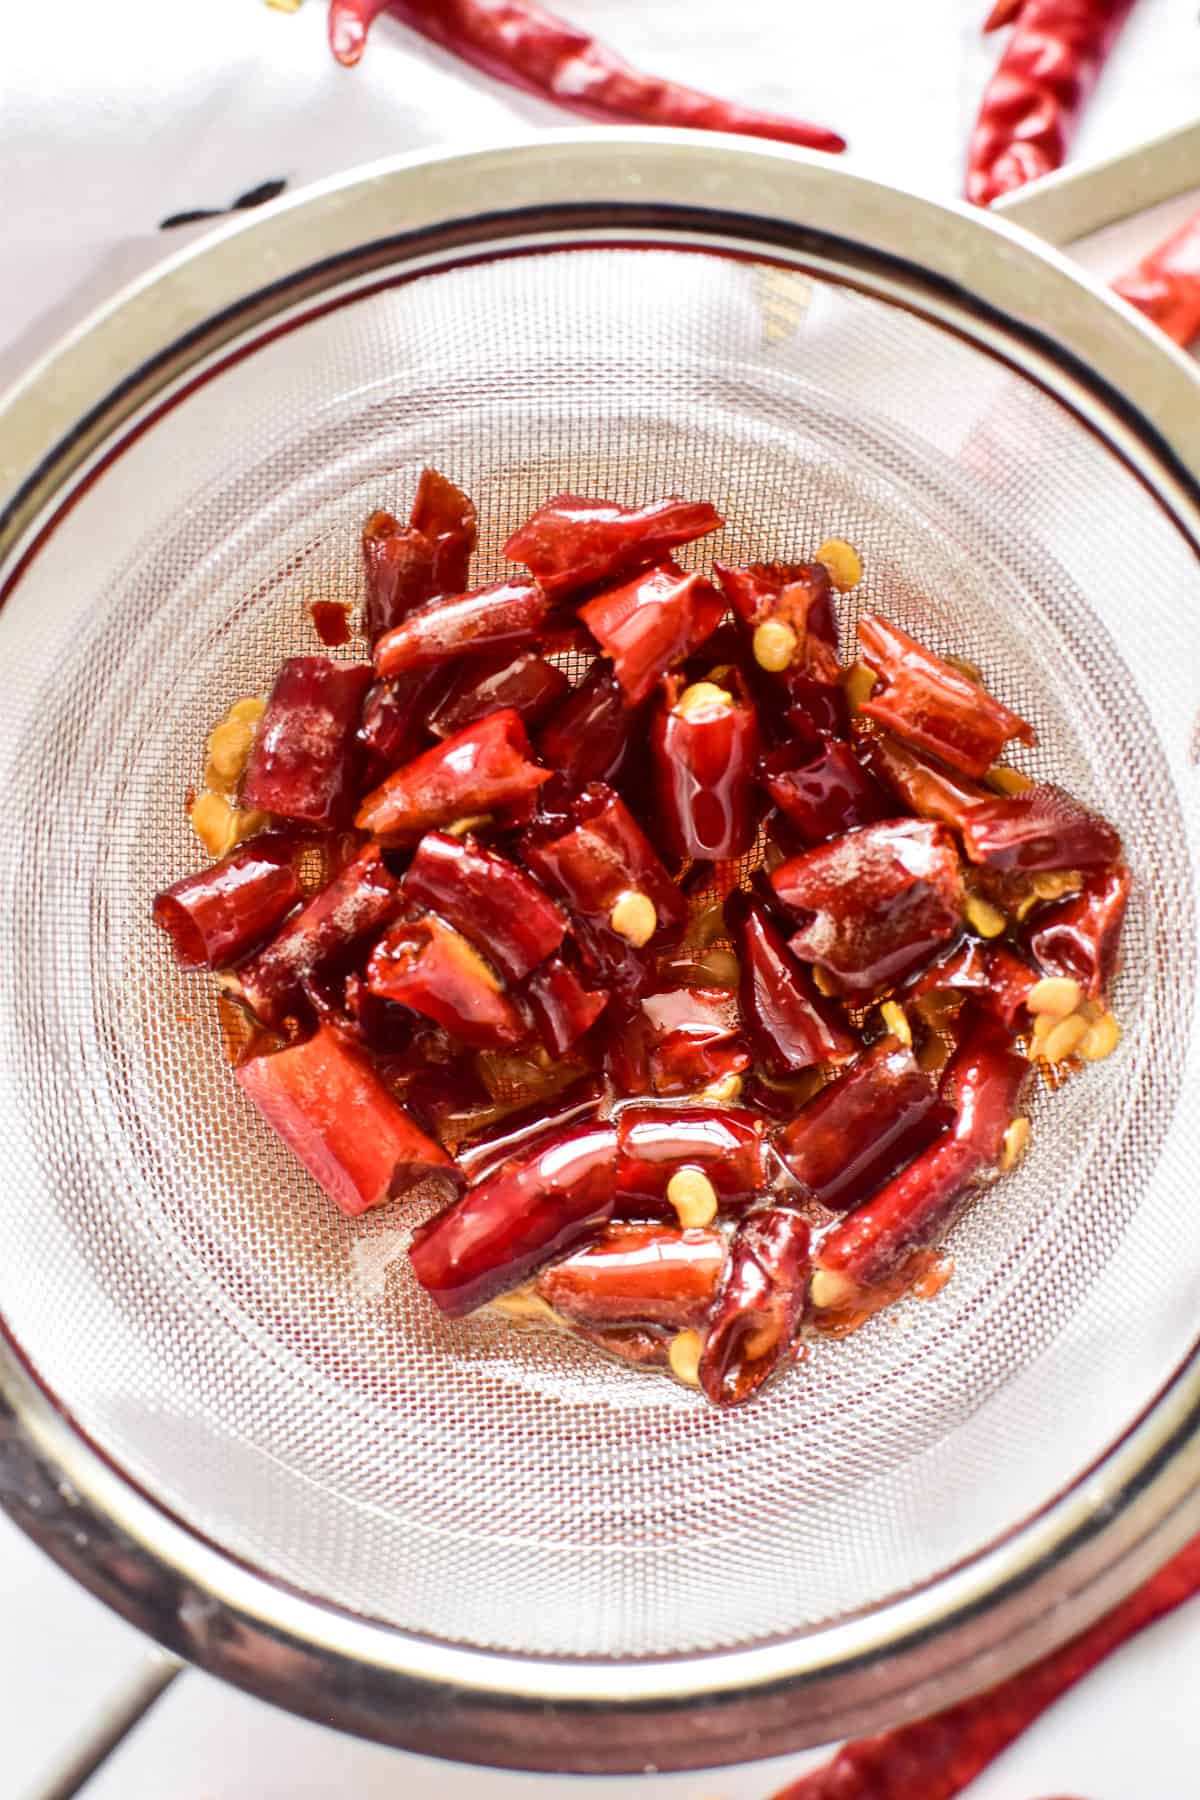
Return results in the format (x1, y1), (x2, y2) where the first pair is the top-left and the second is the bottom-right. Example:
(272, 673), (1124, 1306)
(1, 133), (1199, 1776)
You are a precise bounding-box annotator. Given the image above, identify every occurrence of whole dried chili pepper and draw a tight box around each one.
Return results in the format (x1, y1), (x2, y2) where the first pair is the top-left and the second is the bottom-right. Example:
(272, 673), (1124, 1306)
(771, 818), (966, 997)
(1113, 207), (1200, 348)
(374, 579), (550, 680)
(356, 708), (552, 839)
(535, 1222), (725, 1331)
(771, 1530), (1200, 1800)
(153, 833), (302, 971)
(775, 1037), (948, 1211)
(858, 616), (1035, 780)
(699, 1205), (811, 1407)
(242, 655), (373, 827)
(966, 0), (1139, 208)
(725, 887), (857, 1075)
(504, 494), (723, 599)
(409, 1119), (620, 1315)
(236, 840), (405, 1027)
(237, 1024), (457, 1216)
(327, 1), (846, 154)
(652, 672), (761, 862)
(579, 563), (725, 707)
(402, 830), (567, 983)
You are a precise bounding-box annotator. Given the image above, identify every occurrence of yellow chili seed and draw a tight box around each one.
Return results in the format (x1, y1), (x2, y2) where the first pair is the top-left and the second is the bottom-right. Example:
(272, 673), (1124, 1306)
(668, 1329), (703, 1387)
(814, 538), (863, 592)
(1042, 1012), (1089, 1063)
(880, 1001), (912, 1048)
(675, 680), (732, 720)
(986, 763), (1034, 796)
(667, 1168), (720, 1229)
(809, 1268), (858, 1312)
(190, 790), (238, 859)
(609, 890), (658, 947)
(1000, 1116), (1031, 1173)
(965, 893), (1007, 939)
(843, 661), (877, 713)
(1079, 1011), (1121, 1061)
(1027, 976), (1083, 1019)
(752, 619), (798, 673)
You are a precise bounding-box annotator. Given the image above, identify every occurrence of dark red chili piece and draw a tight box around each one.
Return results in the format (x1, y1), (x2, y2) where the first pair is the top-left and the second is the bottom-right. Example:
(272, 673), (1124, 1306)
(715, 560), (839, 664)
(453, 1078), (604, 1187)
(503, 493), (723, 598)
(760, 735), (890, 847)
(1113, 208), (1200, 348)
(698, 1206), (811, 1407)
(329, 0), (846, 152)
(958, 782), (1121, 872)
(366, 915), (527, 1049)
(357, 667), (446, 779)
(857, 730), (993, 834)
(408, 466), (478, 596)
(858, 615), (1036, 779)
(812, 1019), (1029, 1304)
(426, 649), (570, 740)
(536, 1222), (725, 1330)
(403, 831), (567, 983)
(599, 1002), (654, 1099)
(905, 937), (1039, 1034)
(374, 579), (549, 680)
(615, 1104), (767, 1212)
(579, 563), (725, 707)
(356, 708), (552, 840)
(242, 656), (373, 827)
(649, 1026), (751, 1095)
(651, 671), (761, 861)
(537, 661), (637, 788)
(236, 1024), (457, 1217)
(775, 1037), (948, 1212)
(236, 840), (406, 1027)
(522, 953), (608, 1057)
(770, 1534), (1200, 1800)
(408, 1120), (620, 1315)
(771, 818), (966, 997)
(725, 888), (857, 1074)
(361, 509), (438, 645)
(966, 0), (1138, 207)
(522, 781), (686, 998)
(577, 1324), (671, 1369)
(153, 834), (302, 972)
(1024, 864), (1131, 996)
(309, 601), (352, 647)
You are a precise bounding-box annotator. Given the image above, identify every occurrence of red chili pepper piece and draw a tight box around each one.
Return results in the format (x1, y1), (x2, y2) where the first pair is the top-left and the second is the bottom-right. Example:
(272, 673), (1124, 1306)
(374, 579), (549, 680)
(637, 982), (750, 1096)
(309, 600), (352, 647)
(858, 616), (1036, 780)
(357, 667), (447, 779)
(579, 563), (725, 707)
(366, 914), (527, 1049)
(453, 1077), (604, 1187)
(361, 509), (438, 646)
(409, 466), (478, 595)
(770, 1533), (1200, 1800)
(1113, 208), (1200, 348)
(699, 1206), (811, 1407)
(760, 735), (891, 847)
(771, 819), (966, 997)
(339, 973), (416, 1055)
(522, 952), (608, 1057)
(983, 0), (1026, 27)
(409, 1119), (619, 1315)
(236, 840), (406, 1027)
(715, 560), (839, 664)
(858, 730), (993, 835)
(775, 1037), (948, 1211)
(537, 661), (637, 788)
(813, 1020), (1028, 1300)
(906, 937), (1039, 1033)
(652, 671), (761, 861)
(329, 0), (846, 151)
(1024, 864), (1131, 996)
(600, 1002), (654, 1099)
(536, 1222), (725, 1330)
(153, 834), (302, 971)
(726, 887), (857, 1074)
(522, 781), (686, 998)
(966, 0), (1138, 207)
(503, 493), (723, 599)
(615, 1104), (767, 1212)
(356, 708), (551, 840)
(426, 649), (570, 740)
(242, 656), (373, 827)
(403, 830), (567, 983)
(576, 1324), (671, 1369)
(236, 1023), (457, 1216)
(958, 782), (1121, 872)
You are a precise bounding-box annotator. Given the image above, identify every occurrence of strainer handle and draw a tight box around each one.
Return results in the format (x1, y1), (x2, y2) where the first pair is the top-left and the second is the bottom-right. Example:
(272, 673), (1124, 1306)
(992, 118), (1200, 247)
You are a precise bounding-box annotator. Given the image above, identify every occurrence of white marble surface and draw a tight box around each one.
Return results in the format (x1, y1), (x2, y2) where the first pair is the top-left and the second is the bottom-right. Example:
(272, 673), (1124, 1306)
(2, 0), (1199, 1794)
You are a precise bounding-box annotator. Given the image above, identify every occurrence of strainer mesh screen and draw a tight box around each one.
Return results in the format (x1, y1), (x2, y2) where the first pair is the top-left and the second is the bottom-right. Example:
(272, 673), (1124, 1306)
(0, 246), (1197, 1658)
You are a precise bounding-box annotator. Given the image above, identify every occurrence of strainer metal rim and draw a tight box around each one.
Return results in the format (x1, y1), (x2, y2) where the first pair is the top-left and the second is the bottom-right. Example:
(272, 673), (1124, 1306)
(1, 131), (1199, 1772)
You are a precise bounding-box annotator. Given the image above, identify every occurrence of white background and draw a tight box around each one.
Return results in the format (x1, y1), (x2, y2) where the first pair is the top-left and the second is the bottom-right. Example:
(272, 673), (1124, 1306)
(2, 1), (1199, 1795)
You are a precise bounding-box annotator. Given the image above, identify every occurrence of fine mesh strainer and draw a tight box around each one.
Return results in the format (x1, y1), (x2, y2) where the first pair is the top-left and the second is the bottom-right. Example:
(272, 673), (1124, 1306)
(1, 132), (1199, 1775)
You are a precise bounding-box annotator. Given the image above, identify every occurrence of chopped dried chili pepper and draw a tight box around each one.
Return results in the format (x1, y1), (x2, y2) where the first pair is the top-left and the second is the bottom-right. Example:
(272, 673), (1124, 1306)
(858, 616), (1035, 780)
(403, 830), (566, 982)
(374, 579), (550, 680)
(1113, 207), (1200, 348)
(242, 655), (373, 827)
(153, 833), (302, 971)
(356, 708), (551, 840)
(328, 1), (846, 153)
(536, 1222), (725, 1331)
(366, 914), (528, 1048)
(579, 563), (724, 707)
(504, 493), (723, 598)
(966, 0), (1139, 207)
(427, 649), (569, 739)
(1024, 864), (1131, 996)
(699, 1206), (811, 1407)
(652, 671), (761, 861)
(725, 887), (857, 1074)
